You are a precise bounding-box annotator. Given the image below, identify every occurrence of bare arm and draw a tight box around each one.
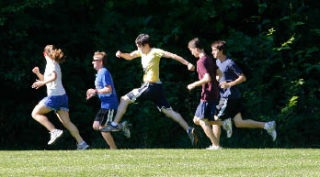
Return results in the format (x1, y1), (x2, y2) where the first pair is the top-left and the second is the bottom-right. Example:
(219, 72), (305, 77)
(216, 69), (223, 82)
(86, 85), (113, 100)
(32, 67), (44, 81)
(32, 71), (57, 89)
(187, 73), (211, 91)
(162, 51), (195, 71)
(116, 50), (139, 60)
(220, 74), (246, 89)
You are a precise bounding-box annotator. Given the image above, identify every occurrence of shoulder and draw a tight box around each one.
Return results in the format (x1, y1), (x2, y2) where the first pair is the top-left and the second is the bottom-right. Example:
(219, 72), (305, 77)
(152, 48), (165, 54)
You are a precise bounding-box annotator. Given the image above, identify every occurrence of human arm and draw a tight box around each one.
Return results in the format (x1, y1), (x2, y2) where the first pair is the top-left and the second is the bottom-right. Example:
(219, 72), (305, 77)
(187, 73), (211, 91)
(32, 66), (44, 81)
(216, 69), (223, 82)
(219, 74), (246, 89)
(31, 71), (57, 89)
(116, 50), (139, 60)
(86, 85), (112, 100)
(162, 51), (195, 71)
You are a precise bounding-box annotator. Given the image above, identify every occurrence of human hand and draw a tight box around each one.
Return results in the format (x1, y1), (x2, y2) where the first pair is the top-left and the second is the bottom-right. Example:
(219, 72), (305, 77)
(32, 67), (40, 74)
(115, 50), (122, 58)
(86, 88), (96, 100)
(187, 83), (195, 91)
(187, 63), (195, 71)
(219, 81), (231, 89)
(31, 80), (45, 89)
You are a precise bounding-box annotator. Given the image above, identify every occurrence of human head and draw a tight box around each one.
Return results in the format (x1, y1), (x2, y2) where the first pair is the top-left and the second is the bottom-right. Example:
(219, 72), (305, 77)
(43, 45), (65, 63)
(135, 33), (150, 47)
(188, 37), (204, 58)
(211, 40), (227, 59)
(92, 51), (107, 70)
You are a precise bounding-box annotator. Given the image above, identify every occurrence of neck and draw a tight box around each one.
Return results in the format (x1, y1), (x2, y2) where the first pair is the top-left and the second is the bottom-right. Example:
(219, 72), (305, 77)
(218, 55), (227, 62)
(199, 51), (206, 58)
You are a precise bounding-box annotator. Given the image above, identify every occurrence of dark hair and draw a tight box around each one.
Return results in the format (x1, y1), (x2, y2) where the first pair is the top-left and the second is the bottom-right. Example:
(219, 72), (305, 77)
(135, 34), (151, 46)
(211, 40), (227, 54)
(188, 37), (204, 50)
(93, 51), (107, 66)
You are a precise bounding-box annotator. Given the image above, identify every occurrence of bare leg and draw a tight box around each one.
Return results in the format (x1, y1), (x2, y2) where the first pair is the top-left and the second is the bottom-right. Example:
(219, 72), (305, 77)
(212, 124), (221, 145)
(93, 121), (117, 149)
(113, 96), (132, 123)
(194, 117), (219, 146)
(162, 108), (189, 131)
(101, 132), (117, 149)
(56, 110), (84, 144)
(233, 113), (265, 129)
(31, 103), (55, 131)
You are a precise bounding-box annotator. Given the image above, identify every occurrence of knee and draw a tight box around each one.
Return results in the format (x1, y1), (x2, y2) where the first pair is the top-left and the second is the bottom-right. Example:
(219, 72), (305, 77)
(31, 109), (38, 119)
(234, 119), (242, 128)
(193, 117), (200, 125)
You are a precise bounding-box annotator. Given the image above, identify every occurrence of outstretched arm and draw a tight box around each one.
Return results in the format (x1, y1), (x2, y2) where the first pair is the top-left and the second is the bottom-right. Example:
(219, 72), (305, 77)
(162, 51), (195, 71)
(116, 50), (139, 60)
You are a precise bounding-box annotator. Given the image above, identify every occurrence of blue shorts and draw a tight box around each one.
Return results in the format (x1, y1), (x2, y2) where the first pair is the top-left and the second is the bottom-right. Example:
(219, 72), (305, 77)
(126, 83), (171, 111)
(40, 94), (69, 112)
(195, 100), (217, 120)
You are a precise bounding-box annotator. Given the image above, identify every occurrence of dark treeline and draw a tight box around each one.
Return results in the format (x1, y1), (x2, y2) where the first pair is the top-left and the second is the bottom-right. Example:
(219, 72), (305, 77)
(1, 0), (319, 149)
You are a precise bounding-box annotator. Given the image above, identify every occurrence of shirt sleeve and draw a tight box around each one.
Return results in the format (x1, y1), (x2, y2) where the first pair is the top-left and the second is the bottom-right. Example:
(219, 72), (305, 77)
(153, 48), (164, 58)
(101, 69), (112, 88)
(132, 50), (141, 57)
(229, 60), (243, 76)
(197, 59), (209, 75)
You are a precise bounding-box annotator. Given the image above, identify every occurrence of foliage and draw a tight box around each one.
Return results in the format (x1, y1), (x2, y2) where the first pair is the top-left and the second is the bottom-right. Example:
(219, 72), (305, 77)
(0, 0), (319, 149)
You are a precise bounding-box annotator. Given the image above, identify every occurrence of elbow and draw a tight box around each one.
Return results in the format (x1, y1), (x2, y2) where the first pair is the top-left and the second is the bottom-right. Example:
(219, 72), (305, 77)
(242, 75), (247, 82)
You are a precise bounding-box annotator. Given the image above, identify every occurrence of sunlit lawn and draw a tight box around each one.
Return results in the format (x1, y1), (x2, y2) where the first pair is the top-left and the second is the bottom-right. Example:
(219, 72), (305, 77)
(0, 149), (319, 176)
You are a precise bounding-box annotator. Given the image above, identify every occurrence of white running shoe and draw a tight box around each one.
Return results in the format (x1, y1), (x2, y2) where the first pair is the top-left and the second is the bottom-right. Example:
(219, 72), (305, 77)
(265, 121), (277, 141)
(121, 121), (131, 139)
(77, 141), (89, 150)
(222, 118), (233, 138)
(48, 129), (63, 145)
(206, 145), (222, 150)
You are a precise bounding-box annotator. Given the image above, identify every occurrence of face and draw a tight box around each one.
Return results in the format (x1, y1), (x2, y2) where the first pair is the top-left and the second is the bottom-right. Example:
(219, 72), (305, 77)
(136, 43), (149, 54)
(92, 57), (102, 70)
(188, 47), (199, 58)
(211, 46), (221, 59)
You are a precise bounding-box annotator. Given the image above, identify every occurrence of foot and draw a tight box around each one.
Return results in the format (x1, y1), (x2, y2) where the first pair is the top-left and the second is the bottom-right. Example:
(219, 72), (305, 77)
(187, 127), (198, 147)
(222, 118), (232, 138)
(206, 145), (222, 150)
(99, 122), (121, 132)
(121, 121), (131, 138)
(48, 129), (63, 145)
(77, 141), (89, 150)
(265, 121), (277, 141)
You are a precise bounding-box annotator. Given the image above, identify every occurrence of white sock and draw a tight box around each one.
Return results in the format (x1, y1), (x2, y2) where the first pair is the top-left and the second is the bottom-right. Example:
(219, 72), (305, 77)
(111, 122), (118, 126)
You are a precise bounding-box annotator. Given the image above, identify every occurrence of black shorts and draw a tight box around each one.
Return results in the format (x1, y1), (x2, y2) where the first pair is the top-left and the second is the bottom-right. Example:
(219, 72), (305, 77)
(94, 109), (116, 126)
(126, 83), (171, 111)
(215, 98), (243, 120)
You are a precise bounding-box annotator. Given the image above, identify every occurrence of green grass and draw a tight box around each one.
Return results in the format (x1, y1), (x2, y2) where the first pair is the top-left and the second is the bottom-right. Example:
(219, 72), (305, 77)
(0, 149), (319, 176)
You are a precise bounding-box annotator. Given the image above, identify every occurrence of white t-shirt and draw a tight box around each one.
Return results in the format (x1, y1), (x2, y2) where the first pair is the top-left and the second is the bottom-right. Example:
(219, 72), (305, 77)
(44, 56), (66, 96)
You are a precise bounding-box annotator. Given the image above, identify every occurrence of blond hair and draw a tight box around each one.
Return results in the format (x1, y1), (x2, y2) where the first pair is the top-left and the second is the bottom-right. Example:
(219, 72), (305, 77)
(93, 51), (107, 65)
(44, 45), (65, 63)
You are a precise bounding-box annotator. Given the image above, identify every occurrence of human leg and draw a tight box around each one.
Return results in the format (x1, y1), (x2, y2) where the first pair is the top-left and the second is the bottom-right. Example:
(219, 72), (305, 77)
(56, 110), (84, 144)
(194, 117), (219, 147)
(31, 103), (55, 131)
(233, 113), (264, 128)
(101, 132), (117, 149)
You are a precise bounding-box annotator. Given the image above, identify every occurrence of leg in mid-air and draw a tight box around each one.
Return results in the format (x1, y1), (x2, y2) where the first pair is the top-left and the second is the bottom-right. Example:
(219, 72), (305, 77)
(31, 103), (63, 145)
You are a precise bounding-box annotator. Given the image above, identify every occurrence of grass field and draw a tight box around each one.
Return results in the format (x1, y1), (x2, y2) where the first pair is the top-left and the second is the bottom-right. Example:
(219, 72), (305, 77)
(0, 149), (319, 176)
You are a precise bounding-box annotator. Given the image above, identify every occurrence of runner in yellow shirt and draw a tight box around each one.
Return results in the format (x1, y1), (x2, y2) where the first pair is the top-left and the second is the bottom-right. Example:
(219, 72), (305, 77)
(100, 34), (198, 146)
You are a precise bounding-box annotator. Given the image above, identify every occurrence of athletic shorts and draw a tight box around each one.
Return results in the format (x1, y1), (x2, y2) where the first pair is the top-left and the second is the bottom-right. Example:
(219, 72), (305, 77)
(94, 109), (116, 126)
(126, 83), (171, 111)
(195, 100), (217, 121)
(40, 94), (69, 112)
(215, 98), (243, 120)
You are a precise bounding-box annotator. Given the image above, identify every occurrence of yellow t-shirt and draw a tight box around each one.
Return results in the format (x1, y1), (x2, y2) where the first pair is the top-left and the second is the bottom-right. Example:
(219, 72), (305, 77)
(135, 48), (164, 83)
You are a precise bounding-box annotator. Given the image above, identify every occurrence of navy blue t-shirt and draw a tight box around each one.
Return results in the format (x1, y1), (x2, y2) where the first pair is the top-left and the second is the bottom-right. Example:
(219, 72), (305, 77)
(95, 67), (118, 109)
(216, 58), (243, 99)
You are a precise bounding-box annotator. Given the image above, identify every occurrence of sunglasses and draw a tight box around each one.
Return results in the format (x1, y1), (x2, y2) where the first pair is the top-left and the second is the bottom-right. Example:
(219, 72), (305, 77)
(92, 59), (102, 62)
